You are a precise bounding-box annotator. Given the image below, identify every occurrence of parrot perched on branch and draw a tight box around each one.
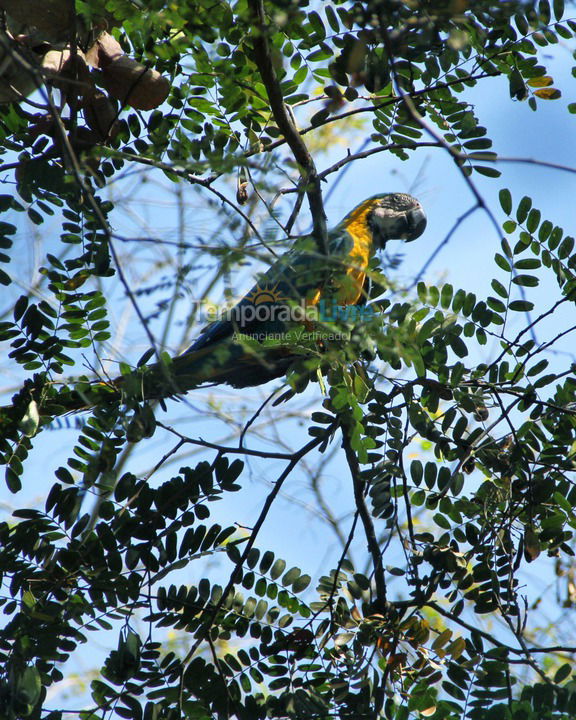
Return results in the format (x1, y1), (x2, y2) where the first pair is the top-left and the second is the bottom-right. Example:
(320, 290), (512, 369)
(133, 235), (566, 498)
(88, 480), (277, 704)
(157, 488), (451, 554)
(2, 193), (426, 433)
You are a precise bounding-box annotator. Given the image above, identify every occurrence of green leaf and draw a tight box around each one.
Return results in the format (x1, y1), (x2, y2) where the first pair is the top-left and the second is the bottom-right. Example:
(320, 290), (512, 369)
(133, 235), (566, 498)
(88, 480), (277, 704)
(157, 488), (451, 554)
(509, 300), (534, 311)
(411, 460), (423, 486)
(433, 513), (451, 530)
(270, 558), (286, 580)
(325, 5), (340, 32)
(412, 307), (430, 322)
(417, 282), (428, 303)
(282, 566), (301, 587)
(452, 289), (466, 313)
(491, 279), (508, 298)
(526, 209), (541, 233)
(27, 207), (44, 225)
(308, 11), (326, 39)
(462, 292), (476, 316)
(555, 662), (571, 683)
(412, 350), (426, 377)
(533, 373), (558, 389)
(516, 196), (532, 223)
(440, 284), (453, 309)
(487, 296), (506, 313)
(411, 489), (425, 505)
(473, 165), (501, 178)
(548, 226), (563, 250)
(553, 0), (565, 20)
(14, 295), (28, 322)
(514, 258), (541, 270)
(464, 138), (492, 150)
(424, 462), (437, 489)
(509, 67), (528, 100)
(553, 491), (572, 514)
(306, 46), (333, 63)
(501, 237), (513, 257)
(499, 189), (512, 215)
(5, 465), (22, 493)
(310, 109), (330, 127)
(558, 236), (574, 259)
(495, 253), (511, 272)
(292, 574), (311, 593)
(428, 286), (440, 307)
(449, 335), (468, 358)
(512, 274), (539, 287)
(293, 65), (308, 85)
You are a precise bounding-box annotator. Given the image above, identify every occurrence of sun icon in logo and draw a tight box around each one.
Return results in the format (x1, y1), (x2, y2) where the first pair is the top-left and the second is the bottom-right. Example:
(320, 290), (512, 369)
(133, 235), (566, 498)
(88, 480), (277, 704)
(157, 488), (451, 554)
(245, 282), (287, 306)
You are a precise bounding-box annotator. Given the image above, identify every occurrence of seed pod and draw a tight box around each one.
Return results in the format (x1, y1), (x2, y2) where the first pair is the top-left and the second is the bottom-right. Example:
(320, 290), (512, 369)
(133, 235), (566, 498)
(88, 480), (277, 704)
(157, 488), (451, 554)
(236, 181), (249, 205)
(42, 48), (93, 98)
(83, 91), (117, 139)
(100, 55), (169, 110)
(85, 30), (124, 69)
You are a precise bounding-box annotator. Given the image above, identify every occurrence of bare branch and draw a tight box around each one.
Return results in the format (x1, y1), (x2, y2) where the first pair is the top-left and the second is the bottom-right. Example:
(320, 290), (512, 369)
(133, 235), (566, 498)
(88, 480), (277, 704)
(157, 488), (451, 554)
(247, 0), (328, 251)
(341, 422), (387, 606)
(178, 424), (336, 687)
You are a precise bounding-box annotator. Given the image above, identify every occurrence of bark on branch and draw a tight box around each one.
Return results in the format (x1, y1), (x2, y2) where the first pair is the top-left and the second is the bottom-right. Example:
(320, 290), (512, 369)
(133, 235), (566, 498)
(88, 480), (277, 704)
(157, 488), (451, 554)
(247, 0), (328, 252)
(341, 423), (387, 607)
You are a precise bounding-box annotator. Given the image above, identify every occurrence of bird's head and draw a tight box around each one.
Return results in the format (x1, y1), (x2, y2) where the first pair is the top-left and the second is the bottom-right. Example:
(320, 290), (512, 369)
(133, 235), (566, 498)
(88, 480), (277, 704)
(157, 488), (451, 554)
(357, 193), (427, 248)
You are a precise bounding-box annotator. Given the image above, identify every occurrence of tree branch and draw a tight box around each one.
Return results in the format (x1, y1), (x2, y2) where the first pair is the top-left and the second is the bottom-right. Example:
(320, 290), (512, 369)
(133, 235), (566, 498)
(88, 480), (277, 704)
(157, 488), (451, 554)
(247, 0), (328, 252)
(341, 422), (387, 606)
(178, 424), (337, 689)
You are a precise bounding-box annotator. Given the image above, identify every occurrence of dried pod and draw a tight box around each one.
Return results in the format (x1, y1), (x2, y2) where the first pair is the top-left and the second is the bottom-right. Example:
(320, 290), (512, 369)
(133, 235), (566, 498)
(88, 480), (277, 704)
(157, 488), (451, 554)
(85, 31), (124, 69)
(236, 181), (249, 205)
(41, 48), (71, 73)
(42, 48), (93, 98)
(100, 55), (169, 110)
(82, 91), (117, 140)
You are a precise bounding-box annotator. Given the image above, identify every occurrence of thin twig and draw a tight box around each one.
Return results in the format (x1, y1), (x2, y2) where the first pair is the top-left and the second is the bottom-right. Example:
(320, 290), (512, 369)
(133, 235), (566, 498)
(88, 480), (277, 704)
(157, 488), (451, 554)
(156, 422), (295, 459)
(178, 425), (335, 701)
(247, 0), (328, 252)
(409, 203), (480, 289)
(242, 70), (498, 162)
(341, 423), (387, 606)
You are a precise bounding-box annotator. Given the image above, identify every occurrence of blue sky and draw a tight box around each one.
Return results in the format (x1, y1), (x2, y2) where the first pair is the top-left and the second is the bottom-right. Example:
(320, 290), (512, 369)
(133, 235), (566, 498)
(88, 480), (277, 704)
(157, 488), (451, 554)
(2, 32), (576, 707)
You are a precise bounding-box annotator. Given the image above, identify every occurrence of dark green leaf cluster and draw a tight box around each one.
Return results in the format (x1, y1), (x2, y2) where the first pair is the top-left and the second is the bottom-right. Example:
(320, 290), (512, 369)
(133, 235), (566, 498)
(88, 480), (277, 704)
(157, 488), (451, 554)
(0, 456), (245, 717)
(2, 1), (576, 718)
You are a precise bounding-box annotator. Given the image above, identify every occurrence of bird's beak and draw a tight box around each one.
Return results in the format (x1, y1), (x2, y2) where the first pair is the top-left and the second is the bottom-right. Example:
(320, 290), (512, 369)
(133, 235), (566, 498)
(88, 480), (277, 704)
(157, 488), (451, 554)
(403, 206), (427, 241)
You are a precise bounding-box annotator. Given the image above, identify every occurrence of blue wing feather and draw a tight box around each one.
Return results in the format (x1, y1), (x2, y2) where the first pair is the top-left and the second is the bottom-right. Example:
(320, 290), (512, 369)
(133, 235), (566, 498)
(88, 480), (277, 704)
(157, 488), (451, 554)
(185, 224), (354, 353)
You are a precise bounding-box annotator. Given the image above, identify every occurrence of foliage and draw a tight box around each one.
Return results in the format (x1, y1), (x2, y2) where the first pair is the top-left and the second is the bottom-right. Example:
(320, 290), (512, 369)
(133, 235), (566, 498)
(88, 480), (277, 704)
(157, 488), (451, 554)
(1, 0), (576, 719)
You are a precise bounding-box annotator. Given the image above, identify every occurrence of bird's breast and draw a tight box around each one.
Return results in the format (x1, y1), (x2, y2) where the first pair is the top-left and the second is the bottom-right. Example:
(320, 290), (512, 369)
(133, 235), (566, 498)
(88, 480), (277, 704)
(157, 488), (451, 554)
(336, 220), (373, 306)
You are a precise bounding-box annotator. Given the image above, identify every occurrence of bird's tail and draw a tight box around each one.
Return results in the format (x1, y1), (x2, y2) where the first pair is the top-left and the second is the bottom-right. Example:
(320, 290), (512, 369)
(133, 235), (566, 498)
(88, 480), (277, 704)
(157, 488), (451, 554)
(0, 336), (298, 437)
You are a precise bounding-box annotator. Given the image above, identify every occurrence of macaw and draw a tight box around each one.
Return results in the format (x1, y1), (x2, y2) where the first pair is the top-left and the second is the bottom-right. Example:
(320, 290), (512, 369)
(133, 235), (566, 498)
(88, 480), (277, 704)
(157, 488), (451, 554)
(166, 192), (426, 389)
(3, 193), (426, 432)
